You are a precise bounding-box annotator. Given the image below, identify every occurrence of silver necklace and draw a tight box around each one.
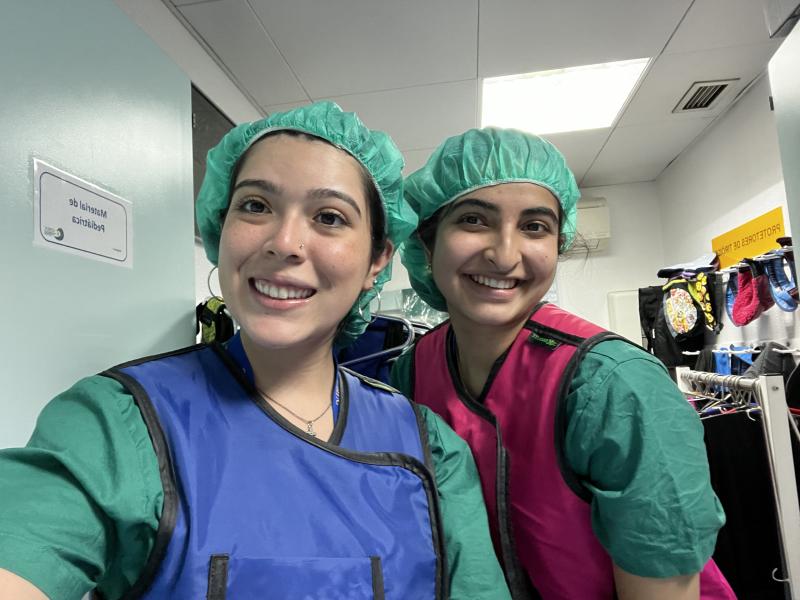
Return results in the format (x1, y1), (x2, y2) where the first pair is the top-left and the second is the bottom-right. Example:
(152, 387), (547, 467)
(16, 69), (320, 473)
(257, 387), (333, 437)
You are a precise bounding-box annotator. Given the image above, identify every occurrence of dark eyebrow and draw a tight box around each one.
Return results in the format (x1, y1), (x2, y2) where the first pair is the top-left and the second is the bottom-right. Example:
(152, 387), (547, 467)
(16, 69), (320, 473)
(231, 180), (362, 218)
(232, 179), (282, 196)
(448, 198), (500, 214)
(306, 188), (362, 218)
(520, 206), (559, 224)
(450, 198), (559, 225)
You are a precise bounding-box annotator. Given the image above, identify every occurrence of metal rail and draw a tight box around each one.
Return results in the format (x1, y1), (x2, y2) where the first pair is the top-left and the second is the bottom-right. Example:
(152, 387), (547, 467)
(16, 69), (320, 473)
(677, 367), (800, 599)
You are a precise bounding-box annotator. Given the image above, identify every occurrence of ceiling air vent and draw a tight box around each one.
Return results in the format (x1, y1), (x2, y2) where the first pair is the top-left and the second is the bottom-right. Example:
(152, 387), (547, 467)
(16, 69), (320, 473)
(672, 79), (739, 113)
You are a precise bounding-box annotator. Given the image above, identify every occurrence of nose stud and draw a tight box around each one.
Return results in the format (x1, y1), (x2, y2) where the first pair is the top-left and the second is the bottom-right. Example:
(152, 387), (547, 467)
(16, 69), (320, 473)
(299, 242), (304, 250)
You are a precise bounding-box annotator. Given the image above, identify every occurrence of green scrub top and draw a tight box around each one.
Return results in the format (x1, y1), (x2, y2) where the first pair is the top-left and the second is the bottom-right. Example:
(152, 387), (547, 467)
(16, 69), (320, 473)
(0, 375), (511, 600)
(391, 338), (726, 579)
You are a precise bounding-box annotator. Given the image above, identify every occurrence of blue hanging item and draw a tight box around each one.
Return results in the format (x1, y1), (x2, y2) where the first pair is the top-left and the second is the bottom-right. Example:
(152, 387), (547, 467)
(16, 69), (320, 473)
(714, 349), (732, 375)
(730, 345), (754, 375)
(725, 273), (738, 323)
(764, 252), (798, 312)
(712, 345), (754, 376)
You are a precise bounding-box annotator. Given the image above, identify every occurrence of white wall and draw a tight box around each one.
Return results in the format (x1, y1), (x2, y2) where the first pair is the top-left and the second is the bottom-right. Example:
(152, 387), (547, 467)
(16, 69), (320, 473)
(555, 182), (665, 330)
(656, 74), (799, 347)
(656, 75), (789, 262)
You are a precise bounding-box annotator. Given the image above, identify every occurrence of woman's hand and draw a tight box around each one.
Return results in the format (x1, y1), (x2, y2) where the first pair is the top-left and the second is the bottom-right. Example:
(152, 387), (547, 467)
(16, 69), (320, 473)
(0, 569), (48, 600)
(613, 563), (699, 600)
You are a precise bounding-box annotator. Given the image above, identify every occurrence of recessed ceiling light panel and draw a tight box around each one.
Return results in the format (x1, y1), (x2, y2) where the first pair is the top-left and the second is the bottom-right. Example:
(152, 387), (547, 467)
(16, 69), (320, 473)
(481, 58), (650, 135)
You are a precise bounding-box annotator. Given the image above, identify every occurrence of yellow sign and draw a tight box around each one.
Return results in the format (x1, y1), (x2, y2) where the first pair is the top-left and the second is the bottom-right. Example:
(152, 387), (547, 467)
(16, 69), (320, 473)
(711, 207), (785, 269)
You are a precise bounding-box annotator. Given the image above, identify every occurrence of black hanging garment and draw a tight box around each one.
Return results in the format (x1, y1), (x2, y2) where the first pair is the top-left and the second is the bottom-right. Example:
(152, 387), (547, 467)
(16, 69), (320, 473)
(705, 413), (785, 599)
(743, 342), (797, 382)
(705, 411), (800, 599)
(639, 284), (702, 368)
(787, 364), (800, 409)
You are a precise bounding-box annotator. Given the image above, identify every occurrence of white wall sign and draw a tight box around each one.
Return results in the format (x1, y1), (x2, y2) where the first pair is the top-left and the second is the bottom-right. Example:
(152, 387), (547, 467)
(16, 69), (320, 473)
(33, 159), (133, 267)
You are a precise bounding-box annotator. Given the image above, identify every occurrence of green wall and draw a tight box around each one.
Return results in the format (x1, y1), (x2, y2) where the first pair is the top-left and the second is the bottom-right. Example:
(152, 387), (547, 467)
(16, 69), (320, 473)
(0, 0), (194, 447)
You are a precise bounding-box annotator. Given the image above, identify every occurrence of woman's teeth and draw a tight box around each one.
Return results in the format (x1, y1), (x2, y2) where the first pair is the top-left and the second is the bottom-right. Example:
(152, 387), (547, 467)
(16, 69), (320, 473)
(470, 274), (517, 290)
(254, 280), (313, 300)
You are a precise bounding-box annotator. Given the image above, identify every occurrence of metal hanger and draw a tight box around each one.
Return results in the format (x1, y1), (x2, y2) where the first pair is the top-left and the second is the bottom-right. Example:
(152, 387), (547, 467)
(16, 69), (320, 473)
(340, 313), (416, 368)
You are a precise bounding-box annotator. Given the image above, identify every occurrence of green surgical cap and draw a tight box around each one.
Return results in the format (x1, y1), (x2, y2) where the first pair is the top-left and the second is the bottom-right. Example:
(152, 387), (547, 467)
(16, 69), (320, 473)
(195, 100), (417, 345)
(401, 127), (580, 312)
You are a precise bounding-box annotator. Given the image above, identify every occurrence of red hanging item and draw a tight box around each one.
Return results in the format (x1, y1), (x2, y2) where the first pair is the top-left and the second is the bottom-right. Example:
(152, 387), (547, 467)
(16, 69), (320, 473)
(731, 260), (773, 326)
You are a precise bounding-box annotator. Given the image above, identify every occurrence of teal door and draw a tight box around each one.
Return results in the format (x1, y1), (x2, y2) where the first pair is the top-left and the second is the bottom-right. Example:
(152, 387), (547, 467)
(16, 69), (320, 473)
(0, 0), (194, 447)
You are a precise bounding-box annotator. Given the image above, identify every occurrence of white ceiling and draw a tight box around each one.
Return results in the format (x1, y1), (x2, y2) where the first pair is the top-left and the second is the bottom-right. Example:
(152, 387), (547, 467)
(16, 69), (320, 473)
(166, 0), (782, 187)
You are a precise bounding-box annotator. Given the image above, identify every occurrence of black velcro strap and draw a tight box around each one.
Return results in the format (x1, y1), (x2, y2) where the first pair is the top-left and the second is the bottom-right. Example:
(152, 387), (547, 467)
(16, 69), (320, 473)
(371, 556), (386, 600)
(207, 554), (229, 600)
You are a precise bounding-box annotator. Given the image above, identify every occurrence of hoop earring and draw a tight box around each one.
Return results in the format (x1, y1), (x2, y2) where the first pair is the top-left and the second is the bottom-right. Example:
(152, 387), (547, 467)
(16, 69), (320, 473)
(207, 265), (223, 300)
(357, 298), (367, 321)
(371, 288), (382, 321)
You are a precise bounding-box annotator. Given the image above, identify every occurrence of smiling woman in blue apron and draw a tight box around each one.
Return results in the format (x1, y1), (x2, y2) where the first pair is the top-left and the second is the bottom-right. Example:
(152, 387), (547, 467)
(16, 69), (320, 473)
(0, 102), (510, 600)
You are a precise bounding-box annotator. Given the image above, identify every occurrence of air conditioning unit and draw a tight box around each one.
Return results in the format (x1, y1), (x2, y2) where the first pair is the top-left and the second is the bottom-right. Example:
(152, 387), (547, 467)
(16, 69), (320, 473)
(566, 197), (610, 254)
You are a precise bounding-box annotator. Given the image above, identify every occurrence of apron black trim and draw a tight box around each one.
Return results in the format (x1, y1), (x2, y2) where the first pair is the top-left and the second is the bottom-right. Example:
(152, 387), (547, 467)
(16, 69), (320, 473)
(216, 343), (448, 600)
(331, 369), (349, 445)
(528, 301), (549, 317)
(371, 556), (386, 600)
(552, 331), (630, 502)
(411, 402), (436, 474)
(408, 400), (449, 599)
(206, 554), (229, 600)
(111, 342), (206, 369)
(496, 443), (540, 600)
(410, 318), (450, 404)
(100, 368), (180, 600)
(442, 327), (537, 600)
(211, 342), (350, 446)
(523, 306), (589, 347)
(523, 320), (587, 347)
(407, 328), (423, 401)
(444, 327), (501, 420)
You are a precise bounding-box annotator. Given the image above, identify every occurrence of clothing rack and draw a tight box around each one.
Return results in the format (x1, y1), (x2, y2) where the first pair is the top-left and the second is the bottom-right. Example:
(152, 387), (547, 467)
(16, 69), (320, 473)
(718, 246), (794, 274)
(677, 368), (800, 598)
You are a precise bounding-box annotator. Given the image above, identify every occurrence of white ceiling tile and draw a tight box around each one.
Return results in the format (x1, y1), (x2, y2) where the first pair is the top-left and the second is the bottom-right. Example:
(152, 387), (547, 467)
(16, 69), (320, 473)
(617, 41), (780, 126)
(665, 0), (774, 55)
(582, 119), (714, 186)
(248, 0), (478, 98)
(325, 80), (478, 152)
(172, 0), (223, 6)
(179, 0), (308, 107)
(479, 0), (692, 78)
(262, 100), (312, 115)
(163, 0), (783, 187)
(542, 129), (611, 184)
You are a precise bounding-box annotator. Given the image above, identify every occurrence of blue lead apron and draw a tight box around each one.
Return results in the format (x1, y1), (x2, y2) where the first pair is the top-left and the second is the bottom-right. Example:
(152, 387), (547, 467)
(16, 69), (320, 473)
(101, 336), (445, 599)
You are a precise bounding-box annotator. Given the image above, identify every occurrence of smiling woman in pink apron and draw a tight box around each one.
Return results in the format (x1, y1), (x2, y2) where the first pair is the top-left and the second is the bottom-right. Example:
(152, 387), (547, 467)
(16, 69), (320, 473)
(391, 127), (736, 600)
